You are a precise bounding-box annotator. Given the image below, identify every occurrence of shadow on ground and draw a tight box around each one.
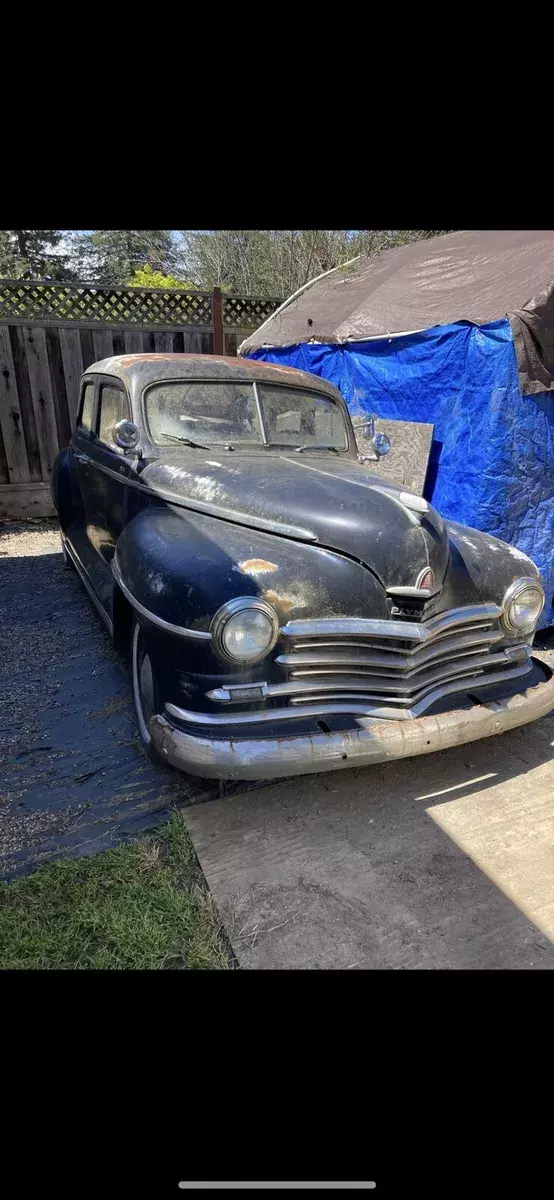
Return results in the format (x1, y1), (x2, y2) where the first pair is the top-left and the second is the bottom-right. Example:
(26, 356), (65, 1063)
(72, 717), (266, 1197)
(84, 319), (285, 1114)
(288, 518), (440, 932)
(0, 533), (206, 880)
(186, 695), (554, 969)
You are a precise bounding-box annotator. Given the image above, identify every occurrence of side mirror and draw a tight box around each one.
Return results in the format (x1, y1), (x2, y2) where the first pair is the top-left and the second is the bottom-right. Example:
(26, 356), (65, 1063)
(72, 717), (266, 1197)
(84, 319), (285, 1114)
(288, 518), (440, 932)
(351, 416), (376, 442)
(114, 420), (140, 452)
(371, 431), (391, 457)
(353, 415), (392, 462)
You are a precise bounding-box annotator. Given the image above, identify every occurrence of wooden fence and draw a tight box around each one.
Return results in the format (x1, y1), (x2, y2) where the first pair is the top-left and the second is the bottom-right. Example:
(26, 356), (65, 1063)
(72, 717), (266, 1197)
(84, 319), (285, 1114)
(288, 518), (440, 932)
(0, 279), (281, 518)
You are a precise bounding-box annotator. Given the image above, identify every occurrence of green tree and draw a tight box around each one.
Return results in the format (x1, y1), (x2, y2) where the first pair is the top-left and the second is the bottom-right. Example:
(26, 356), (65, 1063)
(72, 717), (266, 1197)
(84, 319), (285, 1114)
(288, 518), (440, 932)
(0, 230), (75, 280)
(69, 230), (177, 285)
(126, 263), (194, 289)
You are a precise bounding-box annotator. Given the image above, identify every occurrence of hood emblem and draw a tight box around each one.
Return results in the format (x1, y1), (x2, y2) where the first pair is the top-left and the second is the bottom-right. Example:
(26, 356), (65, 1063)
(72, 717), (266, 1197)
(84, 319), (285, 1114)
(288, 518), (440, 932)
(416, 567), (435, 590)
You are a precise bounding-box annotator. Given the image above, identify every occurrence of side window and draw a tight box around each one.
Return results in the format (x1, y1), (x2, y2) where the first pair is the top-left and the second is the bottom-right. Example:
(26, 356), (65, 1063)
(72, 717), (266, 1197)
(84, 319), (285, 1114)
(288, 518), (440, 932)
(98, 385), (131, 449)
(79, 382), (95, 433)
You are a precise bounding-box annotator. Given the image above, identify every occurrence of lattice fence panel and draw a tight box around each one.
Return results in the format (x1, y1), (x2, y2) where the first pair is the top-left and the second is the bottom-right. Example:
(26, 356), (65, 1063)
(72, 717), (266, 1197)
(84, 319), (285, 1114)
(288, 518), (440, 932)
(0, 280), (214, 326)
(222, 294), (282, 328)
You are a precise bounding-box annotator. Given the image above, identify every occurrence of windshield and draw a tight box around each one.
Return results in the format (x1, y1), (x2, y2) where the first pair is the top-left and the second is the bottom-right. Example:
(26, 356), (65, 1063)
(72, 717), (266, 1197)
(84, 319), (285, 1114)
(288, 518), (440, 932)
(144, 381), (348, 450)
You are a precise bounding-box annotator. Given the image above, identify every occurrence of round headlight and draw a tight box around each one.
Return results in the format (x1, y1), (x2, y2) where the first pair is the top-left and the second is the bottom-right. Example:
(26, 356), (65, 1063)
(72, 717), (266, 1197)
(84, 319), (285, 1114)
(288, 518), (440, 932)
(211, 597), (279, 664)
(502, 578), (544, 633)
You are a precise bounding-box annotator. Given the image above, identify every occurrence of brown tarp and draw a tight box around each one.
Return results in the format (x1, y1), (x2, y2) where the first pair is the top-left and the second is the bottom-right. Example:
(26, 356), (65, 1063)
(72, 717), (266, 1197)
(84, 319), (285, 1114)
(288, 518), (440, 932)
(509, 282), (554, 395)
(240, 230), (554, 395)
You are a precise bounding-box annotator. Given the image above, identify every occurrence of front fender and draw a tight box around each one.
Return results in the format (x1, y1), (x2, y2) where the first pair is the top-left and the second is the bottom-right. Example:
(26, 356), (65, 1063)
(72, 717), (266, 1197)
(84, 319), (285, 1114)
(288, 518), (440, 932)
(115, 505), (389, 634)
(114, 505), (389, 702)
(441, 520), (542, 613)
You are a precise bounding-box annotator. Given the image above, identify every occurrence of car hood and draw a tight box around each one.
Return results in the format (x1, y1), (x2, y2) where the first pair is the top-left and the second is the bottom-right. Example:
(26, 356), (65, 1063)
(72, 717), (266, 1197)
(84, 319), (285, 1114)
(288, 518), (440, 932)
(140, 451), (449, 590)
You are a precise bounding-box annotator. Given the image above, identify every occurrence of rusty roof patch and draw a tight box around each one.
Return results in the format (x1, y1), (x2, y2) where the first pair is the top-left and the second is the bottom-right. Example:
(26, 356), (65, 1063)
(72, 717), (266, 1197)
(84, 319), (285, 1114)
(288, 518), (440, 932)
(83, 352), (341, 399)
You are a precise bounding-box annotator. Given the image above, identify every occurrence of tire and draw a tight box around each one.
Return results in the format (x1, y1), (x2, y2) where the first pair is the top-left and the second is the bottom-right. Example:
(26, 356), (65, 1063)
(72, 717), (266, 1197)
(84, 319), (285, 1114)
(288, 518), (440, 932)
(131, 615), (166, 766)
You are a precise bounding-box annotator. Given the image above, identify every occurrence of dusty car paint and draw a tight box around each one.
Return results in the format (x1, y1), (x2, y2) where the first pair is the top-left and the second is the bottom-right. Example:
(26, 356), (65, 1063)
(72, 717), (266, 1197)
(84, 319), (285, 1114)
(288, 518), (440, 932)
(51, 353), (553, 781)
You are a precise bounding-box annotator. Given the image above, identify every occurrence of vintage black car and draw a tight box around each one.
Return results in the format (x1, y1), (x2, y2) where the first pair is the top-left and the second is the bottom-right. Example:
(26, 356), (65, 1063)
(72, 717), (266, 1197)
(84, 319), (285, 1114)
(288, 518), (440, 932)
(52, 353), (554, 781)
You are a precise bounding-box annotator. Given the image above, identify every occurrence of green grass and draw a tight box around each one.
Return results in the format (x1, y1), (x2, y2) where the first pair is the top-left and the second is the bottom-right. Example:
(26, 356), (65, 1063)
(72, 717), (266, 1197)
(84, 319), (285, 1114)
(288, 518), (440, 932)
(0, 813), (231, 970)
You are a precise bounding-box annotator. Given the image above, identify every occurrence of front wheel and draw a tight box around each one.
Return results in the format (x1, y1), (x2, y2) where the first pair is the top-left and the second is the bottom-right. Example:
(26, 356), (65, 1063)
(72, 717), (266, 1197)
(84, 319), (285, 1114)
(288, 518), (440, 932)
(131, 616), (165, 765)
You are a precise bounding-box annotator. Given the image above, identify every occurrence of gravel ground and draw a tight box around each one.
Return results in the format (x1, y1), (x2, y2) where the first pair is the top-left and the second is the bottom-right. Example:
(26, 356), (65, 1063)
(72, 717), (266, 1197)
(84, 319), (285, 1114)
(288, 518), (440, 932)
(0, 520), (206, 880)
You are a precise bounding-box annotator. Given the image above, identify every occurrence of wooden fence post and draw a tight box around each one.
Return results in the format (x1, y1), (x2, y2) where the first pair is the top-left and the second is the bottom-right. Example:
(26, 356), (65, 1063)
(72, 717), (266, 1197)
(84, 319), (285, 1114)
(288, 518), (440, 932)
(211, 287), (224, 356)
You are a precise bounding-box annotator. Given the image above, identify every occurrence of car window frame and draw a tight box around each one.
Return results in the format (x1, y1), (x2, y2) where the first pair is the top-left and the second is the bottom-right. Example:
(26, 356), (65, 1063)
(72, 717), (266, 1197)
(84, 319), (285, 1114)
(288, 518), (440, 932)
(95, 377), (132, 455)
(142, 378), (265, 448)
(76, 376), (98, 439)
(140, 377), (351, 453)
(255, 380), (349, 452)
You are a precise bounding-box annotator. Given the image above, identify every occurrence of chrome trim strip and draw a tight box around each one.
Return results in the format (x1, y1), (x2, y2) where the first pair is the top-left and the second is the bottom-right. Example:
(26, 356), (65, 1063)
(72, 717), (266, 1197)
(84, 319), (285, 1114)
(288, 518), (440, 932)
(168, 660), (532, 726)
(208, 650), (530, 703)
(152, 662), (554, 779)
(111, 557), (211, 640)
(423, 603), (502, 633)
(280, 604), (503, 644)
(282, 617), (427, 642)
(287, 664), (532, 711)
(63, 536), (113, 636)
(275, 629), (505, 672)
(289, 647), (522, 681)
(387, 585), (437, 598)
(74, 452), (317, 543)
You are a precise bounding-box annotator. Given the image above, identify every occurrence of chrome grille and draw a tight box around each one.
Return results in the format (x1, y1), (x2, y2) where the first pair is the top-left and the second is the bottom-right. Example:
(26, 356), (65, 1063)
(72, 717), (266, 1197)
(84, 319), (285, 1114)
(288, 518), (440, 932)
(273, 604), (531, 717)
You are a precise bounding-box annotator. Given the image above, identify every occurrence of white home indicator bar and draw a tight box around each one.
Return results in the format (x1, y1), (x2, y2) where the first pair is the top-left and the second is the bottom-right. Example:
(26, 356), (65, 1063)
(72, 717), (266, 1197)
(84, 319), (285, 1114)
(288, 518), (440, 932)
(178, 1185), (376, 1191)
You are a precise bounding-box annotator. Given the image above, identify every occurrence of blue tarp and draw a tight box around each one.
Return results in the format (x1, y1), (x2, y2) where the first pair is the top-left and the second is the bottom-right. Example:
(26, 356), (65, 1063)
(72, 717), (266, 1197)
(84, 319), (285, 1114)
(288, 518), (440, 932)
(249, 319), (554, 628)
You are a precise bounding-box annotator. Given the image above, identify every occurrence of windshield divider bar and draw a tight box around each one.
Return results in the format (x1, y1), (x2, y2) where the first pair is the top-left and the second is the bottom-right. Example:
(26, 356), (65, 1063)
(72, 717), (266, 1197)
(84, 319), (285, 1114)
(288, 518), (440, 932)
(252, 381), (269, 445)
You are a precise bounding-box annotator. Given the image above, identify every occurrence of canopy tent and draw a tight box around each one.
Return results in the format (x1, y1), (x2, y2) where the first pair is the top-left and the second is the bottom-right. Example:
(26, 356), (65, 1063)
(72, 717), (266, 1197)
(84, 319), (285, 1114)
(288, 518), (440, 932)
(240, 231), (554, 627)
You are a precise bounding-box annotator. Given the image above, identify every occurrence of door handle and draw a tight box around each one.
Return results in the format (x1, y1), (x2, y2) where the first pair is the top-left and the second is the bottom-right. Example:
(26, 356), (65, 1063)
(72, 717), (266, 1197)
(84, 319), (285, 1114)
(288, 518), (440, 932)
(74, 453), (89, 464)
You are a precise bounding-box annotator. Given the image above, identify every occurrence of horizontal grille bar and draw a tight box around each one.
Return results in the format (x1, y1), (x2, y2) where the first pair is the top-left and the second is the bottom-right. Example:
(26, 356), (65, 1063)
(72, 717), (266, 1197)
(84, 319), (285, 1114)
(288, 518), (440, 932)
(280, 604), (502, 645)
(185, 661), (534, 726)
(270, 604), (525, 713)
(276, 628), (504, 674)
(287, 662), (532, 715)
(209, 649), (529, 705)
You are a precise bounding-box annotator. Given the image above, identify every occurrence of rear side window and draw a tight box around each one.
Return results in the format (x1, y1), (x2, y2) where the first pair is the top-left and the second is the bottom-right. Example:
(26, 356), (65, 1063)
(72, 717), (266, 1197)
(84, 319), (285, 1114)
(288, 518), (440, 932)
(79, 382), (95, 432)
(98, 384), (130, 448)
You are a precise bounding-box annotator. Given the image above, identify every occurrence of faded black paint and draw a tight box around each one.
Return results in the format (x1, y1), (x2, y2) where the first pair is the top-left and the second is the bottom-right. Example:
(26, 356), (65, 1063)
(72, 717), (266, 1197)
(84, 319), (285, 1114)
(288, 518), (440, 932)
(51, 354), (544, 721)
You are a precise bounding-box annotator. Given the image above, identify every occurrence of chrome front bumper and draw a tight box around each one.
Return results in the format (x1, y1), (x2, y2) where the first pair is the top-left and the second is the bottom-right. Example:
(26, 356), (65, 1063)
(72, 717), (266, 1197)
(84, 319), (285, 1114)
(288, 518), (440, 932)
(149, 658), (554, 781)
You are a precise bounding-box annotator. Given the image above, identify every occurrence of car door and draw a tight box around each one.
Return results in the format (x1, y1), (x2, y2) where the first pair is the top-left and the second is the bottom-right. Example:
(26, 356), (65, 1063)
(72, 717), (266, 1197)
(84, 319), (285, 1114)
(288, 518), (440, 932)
(82, 377), (137, 614)
(68, 375), (98, 561)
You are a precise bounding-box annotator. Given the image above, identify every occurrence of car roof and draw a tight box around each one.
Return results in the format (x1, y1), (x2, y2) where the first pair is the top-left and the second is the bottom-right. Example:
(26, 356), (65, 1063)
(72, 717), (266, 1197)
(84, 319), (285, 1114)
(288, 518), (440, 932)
(85, 353), (342, 400)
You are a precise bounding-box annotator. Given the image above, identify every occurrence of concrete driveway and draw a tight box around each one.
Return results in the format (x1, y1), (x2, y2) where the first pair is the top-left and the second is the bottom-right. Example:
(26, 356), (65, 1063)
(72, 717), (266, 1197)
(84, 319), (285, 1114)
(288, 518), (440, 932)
(185, 712), (554, 968)
(2, 519), (553, 969)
